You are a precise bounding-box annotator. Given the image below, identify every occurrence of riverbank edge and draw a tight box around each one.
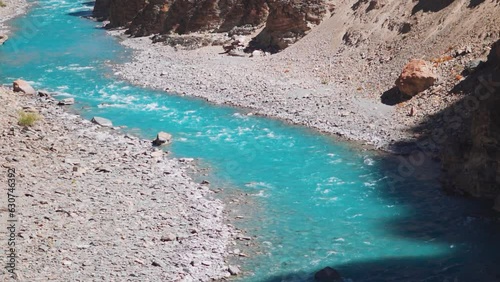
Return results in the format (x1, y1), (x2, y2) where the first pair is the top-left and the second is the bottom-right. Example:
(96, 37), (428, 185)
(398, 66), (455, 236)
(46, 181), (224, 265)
(0, 0), (29, 35)
(1, 4), (241, 280)
(0, 83), (241, 280)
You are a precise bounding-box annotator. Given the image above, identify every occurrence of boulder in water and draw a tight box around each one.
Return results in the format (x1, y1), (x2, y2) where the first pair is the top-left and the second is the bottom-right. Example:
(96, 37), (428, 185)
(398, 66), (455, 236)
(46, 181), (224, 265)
(13, 80), (36, 95)
(153, 131), (172, 146)
(0, 34), (8, 45)
(58, 98), (75, 105)
(91, 117), (113, 127)
(314, 267), (342, 282)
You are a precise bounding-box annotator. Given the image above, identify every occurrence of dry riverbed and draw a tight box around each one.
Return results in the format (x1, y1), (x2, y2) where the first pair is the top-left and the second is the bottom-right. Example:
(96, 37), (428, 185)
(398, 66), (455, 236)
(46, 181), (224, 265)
(0, 86), (239, 281)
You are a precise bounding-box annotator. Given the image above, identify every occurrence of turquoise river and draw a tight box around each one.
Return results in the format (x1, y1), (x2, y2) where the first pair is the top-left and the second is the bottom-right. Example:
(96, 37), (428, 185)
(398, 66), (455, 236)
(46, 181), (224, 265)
(1, 1), (500, 281)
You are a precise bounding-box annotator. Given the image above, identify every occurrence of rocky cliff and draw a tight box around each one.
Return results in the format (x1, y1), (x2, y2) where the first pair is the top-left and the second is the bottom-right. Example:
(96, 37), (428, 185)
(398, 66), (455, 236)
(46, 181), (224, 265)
(441, 40), (500, 210)
(93, 0), (329, 51)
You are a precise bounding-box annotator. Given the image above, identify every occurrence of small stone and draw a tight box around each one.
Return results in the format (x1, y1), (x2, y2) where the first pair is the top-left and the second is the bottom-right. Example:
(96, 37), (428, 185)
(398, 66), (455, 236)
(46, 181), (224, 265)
(160, 233), (176, 242)
(152, 131), (172, 146)
(58, 98), (75, 105)
(228, 265), (240, 275)
(91, 117), (113, 127)
(151, 150), (164, 158)
(201, 261), (212, 266)
(38, 90), (51, 97)
(152, 261), (162, 267)
(0, 34), (8, 45)
(134, 258), (145, 265)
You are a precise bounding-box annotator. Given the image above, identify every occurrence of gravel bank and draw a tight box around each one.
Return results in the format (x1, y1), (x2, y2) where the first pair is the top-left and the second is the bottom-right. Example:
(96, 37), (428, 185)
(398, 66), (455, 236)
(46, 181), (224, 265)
(0, 0), (29, 34)
(111, 32), (408, 151)
(0, 86), (237, 281)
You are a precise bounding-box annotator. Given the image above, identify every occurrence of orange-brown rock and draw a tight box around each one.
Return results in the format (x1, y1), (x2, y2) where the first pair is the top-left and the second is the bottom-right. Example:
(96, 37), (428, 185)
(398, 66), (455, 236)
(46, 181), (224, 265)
(395, 59), (437, 96)
(251, 0), (327, 52)
(94, 0), (329, 51)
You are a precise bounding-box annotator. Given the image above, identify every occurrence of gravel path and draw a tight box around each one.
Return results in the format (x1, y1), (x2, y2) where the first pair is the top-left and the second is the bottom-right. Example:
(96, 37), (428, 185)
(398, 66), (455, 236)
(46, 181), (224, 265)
(0, 87), (237, 281)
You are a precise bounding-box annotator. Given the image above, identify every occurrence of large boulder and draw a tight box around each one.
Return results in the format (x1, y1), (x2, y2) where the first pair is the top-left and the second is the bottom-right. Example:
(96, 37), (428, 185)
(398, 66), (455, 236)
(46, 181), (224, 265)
(314, 267), (342, 282)
(13, 80), (36, 95)
(153, 131), (172, 146)
(395, 59), (437, 96)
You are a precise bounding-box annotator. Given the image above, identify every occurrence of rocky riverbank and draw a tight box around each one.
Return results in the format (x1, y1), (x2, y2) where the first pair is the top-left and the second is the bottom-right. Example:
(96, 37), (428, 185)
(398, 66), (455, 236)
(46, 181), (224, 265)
(0, 86), (239, 281)
(112, 32), (403, 151)
(0, 0), (28, 35)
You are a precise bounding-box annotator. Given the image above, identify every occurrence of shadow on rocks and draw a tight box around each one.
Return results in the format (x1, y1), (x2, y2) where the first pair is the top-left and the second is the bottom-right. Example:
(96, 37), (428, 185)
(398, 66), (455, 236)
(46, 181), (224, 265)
(380, 86), (411, 106)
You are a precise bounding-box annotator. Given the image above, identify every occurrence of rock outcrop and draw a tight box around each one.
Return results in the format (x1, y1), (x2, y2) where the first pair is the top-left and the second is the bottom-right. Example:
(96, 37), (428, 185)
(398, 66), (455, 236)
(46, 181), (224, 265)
(395, 59), (437, 96)
(250, 0), (327, 52)
(92, 0), (111, 20)
(13, 80), (36, 95)
(94, 0), (329, 51)
(314, 266), (342, 282)
(441, 40), (500, 210)
(127, 0), (172, 36)
(108, 0), (148, 28)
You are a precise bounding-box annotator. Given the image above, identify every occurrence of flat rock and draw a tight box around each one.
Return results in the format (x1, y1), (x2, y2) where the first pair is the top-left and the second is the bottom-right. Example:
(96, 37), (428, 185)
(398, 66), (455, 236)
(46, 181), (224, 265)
(13, 79), (36, 95)
(228, 265), (240, 275)
(91, 116), (113, 127)
(58, 98), (75, 105)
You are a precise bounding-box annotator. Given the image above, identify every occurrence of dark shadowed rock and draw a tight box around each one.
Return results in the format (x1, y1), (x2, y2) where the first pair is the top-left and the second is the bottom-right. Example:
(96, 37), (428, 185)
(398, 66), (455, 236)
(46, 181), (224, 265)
(93, 0), (111, 20)
(153, 131), (172, 146)
(315, 267), (341, 282)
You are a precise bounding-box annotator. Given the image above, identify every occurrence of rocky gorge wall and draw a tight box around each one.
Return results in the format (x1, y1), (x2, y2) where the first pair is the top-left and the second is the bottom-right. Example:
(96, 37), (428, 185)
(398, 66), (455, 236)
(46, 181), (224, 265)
(441, 40), (500, 211)
(93, 0), (331, 51)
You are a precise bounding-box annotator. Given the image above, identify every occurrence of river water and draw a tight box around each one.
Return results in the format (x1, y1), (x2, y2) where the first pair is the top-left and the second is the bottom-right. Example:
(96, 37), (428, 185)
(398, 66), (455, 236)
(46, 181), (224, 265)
(1, 1), (499, 281)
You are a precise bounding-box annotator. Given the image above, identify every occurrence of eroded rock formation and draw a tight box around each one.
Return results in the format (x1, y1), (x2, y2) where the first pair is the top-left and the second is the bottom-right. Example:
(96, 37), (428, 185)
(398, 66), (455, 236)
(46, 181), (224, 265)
(441, 40), (500, 209)
(93, 0), (329, 51)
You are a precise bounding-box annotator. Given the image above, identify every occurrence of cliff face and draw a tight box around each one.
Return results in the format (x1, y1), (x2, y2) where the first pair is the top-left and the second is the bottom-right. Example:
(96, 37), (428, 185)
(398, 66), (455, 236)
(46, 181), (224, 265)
(94, 0), (328, 51)
(251, 0), (327, 51)
(441, 40), (500, 208)
(127, 0), (173, 37)
(92, 0), (111, 20)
